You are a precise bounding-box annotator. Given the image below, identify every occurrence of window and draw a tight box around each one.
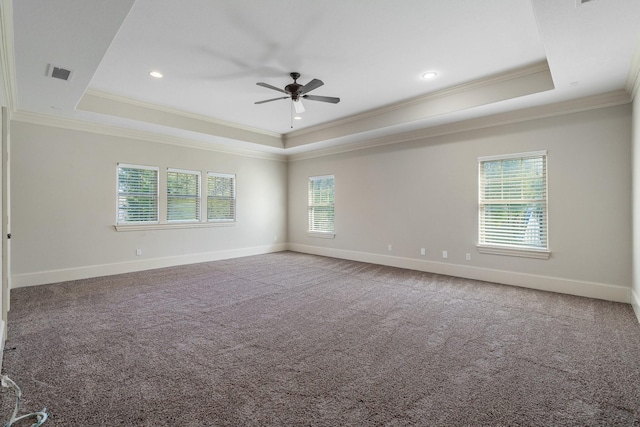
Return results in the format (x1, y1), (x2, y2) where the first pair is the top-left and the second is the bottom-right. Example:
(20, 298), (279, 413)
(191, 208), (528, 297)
(167, 168), (201, 222)
(478, 151), (549, 258)
(308, 175), (335, 233)
(207, 173), (236, 222)
(117, 164), (159, 224)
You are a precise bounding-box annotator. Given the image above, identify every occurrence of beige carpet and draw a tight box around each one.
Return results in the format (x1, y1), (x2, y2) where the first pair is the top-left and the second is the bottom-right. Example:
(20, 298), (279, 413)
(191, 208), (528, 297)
(1, 251), (639, 426)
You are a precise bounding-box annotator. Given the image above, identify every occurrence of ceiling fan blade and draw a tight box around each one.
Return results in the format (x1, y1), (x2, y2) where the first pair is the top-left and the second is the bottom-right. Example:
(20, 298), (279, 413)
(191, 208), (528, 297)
(299, 78), (324, 94)
(255, 96), (289, 104)
(256, 82), (288, 94)
(303, 94), (340, 104)
(293, 99), (305, 113)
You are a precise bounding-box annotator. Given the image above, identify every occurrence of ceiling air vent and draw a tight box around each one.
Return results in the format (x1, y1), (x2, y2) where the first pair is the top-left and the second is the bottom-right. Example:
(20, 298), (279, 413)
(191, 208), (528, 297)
(46, 64), (73, 81)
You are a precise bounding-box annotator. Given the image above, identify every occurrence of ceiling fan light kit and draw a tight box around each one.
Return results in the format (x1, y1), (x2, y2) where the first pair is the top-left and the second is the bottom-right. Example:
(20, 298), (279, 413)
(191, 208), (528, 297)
(293, 99), (305, 114)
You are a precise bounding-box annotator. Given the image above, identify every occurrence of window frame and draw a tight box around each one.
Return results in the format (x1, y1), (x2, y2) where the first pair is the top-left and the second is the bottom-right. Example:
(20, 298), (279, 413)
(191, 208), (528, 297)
(166, 168), (201, 223)
(116, 163), (159, 225)
(307, 174), (335, 238)
(207, 172), (236, 223)
(115, 165), (237, 231)
(477, 151), (550, 259)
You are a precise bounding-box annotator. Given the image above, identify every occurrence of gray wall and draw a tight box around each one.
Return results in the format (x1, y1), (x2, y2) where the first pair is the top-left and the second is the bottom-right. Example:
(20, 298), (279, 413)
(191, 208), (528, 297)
(8, 104), (635, 304)
(289, 104), (632, 301)
(10, 121), (288, 285)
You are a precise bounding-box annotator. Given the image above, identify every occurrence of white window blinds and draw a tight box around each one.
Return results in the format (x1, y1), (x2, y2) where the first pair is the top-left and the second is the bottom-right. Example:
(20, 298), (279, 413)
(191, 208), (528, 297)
(117, 164), (159, 224)
(167, 168), (201, 222)
(207, 173), (236, 222)
(479, 152), (548, 250)
(308, 175), (335, 233)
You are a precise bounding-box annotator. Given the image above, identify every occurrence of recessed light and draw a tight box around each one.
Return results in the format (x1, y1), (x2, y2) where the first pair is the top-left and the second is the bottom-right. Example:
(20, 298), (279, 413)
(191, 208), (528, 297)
(421, 71), (438, 80)
(149, 71), (163, 78)
(294, 116), (302, 120)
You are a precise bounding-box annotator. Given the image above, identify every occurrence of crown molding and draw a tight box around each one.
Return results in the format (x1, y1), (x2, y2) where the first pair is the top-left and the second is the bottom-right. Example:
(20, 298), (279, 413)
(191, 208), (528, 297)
(626, 33), (640, 100)
(288, 90), (631, 162)
(11, 88), (629, 164)
(11, 110), (287, 162)
(82, 89), (281, 139)
(0, 0), (17, 112)
(284, 61), (553, 147)
(12, 86), (629, 164)
(78, 89), (284, 149)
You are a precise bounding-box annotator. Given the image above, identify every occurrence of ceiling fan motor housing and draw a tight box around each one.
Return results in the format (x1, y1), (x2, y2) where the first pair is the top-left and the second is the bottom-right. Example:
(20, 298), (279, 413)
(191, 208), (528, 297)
(286, 85), (302, 100)
(286, 72), (303, 100)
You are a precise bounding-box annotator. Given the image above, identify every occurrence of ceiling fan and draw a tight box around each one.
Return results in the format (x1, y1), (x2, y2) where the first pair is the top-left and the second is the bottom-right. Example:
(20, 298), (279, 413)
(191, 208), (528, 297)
(255, 72), (340, 114)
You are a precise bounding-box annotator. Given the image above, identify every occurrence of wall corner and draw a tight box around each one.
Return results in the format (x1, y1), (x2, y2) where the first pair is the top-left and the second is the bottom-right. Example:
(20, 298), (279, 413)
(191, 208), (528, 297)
(632, 288), (640, 324)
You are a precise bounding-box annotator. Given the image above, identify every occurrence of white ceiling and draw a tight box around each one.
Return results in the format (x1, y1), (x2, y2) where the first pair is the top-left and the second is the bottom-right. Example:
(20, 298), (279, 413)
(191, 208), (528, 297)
(7, 0), (640, 155)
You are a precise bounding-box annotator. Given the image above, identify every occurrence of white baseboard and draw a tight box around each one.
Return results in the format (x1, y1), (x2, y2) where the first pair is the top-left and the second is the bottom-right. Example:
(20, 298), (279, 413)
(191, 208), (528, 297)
(632, 288), (640, 323)
(287, 243), (631, 304)
(10, 242), (634, 306)
(11, 244), (288, 288)
(0, 319), (5, 373)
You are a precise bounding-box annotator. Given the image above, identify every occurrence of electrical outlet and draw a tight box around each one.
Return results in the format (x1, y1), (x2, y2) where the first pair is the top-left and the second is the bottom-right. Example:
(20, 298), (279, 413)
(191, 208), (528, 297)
(420, 248), (426, 256)
(388, 245), (393, 251)
(466, 253), (471, 261)
(442, 250), (448, 259)
(136, 248), (142, 256)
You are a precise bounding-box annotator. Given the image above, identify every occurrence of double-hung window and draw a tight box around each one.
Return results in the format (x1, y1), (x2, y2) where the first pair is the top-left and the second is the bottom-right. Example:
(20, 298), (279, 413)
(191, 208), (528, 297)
(117, 164), (159, 224)
(308, 175), (335, 234)
(207, 173), (236, 222)
(167, 168), (201, 222)
(478, 151), (549, 258)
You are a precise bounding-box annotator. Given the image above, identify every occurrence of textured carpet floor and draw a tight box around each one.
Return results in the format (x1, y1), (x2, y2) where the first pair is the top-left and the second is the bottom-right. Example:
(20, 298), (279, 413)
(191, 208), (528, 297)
(1, 251), (639, 426)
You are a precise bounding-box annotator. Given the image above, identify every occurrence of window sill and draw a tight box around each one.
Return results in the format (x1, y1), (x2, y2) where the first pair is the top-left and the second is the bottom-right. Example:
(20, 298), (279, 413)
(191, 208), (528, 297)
(307, 232), (336, 239)
(115, 221), (236, 232)
(476, 245), (551, 260)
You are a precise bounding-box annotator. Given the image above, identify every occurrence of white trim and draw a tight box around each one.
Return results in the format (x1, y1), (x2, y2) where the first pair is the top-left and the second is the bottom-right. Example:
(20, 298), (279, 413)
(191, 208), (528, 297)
(118, 163), (158, 171)
(632, 288), (640, 324)
(0, 318), (5, 373)
(476, 245), (551, 260)
(287, 91), (631, 162)
(286, 61), (553, 140)
(11, 244), (287, 288)
(287, 243), (631, 303)
(308, 174), (334, 181)
(8, 91), (630, 163)
(77, 90), (283, 149)
(10, 111), (287, 162)
(477, 150), (547, 162)
(114, 221), (235, 231)
(307, 232), (336, 239)
(625, 33), (640, 100)
(207, 172), (236, 179)
(167, 167), (200, 175)
(8, 242), (634, 308)
(0, 0), (17, 113)
(83, 89), (281, 139)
